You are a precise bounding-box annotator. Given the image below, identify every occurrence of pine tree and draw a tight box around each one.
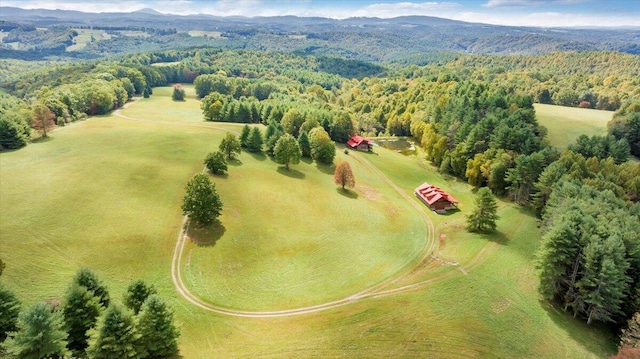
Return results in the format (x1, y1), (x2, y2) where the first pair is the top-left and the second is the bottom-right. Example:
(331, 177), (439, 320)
(0, 283), (21, 341)
(87, 304), (141, 359)
(182, 173), (223, 226)
(240, 125), (251, 148)
(466, 187), (499, 233)
(334, 161), (355, 190)
(136, 295), (180, 358)
(73, 268), (110, 308)
(247, 127), (263, 152)
(123, 280), (157, 315)
(62, 283), (102, 353)
(2, 303), (70, 359)
(298, 131), (311, 157)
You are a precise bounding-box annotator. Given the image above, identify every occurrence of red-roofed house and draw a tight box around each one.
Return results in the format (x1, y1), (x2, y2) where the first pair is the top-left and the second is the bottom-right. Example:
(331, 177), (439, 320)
(346, 135), (372, 151)
(414, 182), (458, 213)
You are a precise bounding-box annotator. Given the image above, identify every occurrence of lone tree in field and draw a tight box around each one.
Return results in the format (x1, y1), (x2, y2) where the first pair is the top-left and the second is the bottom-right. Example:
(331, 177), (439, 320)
(31, 103), (55, 138)
(219, 132), (241, 160)
(182, 173), (223, 226)
(204, 151), (228, 175)
(274, 133), (301, 170)
(2, 303), (70, 359)
(466, 187), (499, 233)
(334, 161), (355, 190)
(172, 84), (186, 101)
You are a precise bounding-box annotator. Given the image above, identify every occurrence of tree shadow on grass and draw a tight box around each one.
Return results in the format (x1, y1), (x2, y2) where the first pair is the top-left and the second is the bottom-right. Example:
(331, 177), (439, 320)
(276, 166), (305, 179)
(228, 158), (242, 167)
(301, 157), (313, 164)
(337, 187), (358, 199)
(478, 230), (509, 245)
(211, 172), (229, 179)
(247, 151), (267, 161)
(540, 299), (617, 355)
(186, 219), (225, 247)
(316, 162), (335, 175)
(31, 135), (54, 144)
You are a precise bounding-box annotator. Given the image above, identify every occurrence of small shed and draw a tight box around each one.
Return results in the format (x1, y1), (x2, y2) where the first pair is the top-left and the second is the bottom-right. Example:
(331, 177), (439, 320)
(347, 135), (372, 151)
(414, 182), (458, 213)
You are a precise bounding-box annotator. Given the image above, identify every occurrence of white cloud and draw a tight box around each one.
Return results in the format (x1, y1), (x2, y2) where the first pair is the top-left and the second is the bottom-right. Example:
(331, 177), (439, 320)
(454, 10), (640, 27)
(483, 0), (591, 8)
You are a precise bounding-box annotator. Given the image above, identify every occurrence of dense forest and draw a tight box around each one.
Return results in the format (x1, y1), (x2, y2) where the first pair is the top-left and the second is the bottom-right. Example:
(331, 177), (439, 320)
(1, 41), (639, 356)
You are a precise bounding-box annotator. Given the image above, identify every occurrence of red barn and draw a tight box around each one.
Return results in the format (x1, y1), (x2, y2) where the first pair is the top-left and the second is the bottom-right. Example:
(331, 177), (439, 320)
(346, 135), (372, 151)
(414, 183), (458, 213)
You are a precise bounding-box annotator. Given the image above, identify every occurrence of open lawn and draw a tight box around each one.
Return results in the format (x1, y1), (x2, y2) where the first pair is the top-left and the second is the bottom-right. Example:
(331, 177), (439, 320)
(0, 86), (616, 358)
(534, 103), (613, 149)
(67, 29), (111, 51)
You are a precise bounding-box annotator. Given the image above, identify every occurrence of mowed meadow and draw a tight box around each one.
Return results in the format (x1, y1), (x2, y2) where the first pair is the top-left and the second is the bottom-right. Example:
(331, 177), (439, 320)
(0, 86), (616, 358)
(534, 103), (613, 149)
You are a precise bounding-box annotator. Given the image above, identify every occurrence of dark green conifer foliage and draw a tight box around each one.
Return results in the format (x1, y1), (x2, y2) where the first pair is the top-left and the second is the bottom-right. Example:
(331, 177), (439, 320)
(2, 303), (70, 359)
(466, 187), (499, 233)
(73, 268), (110, 308)
(123, 280), (157, 315)
(63, 283), (102, 353)
(0, 283), (21, 341)
(87, 304), (141, 359)
(247, 127), (263, 153)
(136, 295), (180, 358)
(240, 124), (251, 148)
(298, 131), (311, 157)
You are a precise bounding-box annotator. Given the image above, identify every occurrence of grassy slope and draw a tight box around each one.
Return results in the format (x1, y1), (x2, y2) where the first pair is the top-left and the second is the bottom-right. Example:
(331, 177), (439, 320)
(0, 86), (615, 358)
(534, 103), (612, 149)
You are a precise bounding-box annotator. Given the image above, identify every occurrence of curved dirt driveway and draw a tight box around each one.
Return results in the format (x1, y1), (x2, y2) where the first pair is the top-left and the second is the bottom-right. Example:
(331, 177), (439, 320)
(114, 100), (483, 318)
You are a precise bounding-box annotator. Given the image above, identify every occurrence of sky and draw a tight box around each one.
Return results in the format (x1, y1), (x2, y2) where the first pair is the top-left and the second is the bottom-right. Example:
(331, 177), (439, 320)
(2, 0), (639, 27)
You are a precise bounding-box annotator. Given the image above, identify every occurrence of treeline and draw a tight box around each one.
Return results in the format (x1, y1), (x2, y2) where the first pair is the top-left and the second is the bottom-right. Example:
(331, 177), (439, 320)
(608, 100), (640, 157)
(401, 51), (640, 111)
(0, 268), (179, 358)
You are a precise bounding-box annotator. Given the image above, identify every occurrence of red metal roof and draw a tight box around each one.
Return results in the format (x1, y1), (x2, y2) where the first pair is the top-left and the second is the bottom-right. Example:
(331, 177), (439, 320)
(346, 135), (372, 148)
(414, 182), (458, 205)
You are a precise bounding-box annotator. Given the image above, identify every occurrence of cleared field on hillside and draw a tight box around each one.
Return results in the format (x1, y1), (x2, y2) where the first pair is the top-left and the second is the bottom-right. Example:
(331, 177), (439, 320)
(0, 86), (615, 358)
(534, 103), (613, 149)
(67, 29), (111, 51)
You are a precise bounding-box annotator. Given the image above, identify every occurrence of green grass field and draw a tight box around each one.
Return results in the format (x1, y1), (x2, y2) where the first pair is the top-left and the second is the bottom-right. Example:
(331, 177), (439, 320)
(534, 103), (613, 149)
(0, 86), (615, 357)
(67, 29), (111, 51)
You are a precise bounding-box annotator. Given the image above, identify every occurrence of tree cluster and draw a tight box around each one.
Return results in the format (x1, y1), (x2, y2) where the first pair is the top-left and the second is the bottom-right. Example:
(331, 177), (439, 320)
(1, 269), (179, 359)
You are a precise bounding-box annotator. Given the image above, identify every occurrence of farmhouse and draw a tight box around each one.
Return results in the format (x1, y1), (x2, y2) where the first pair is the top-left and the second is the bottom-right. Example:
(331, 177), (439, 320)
(346, 135), (372, 151)
(414, 182), (458, 213)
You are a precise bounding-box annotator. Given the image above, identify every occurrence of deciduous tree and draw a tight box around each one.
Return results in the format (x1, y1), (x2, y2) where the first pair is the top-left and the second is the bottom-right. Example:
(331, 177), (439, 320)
(334, 161), (355, 190)
(274, 134), (301, 170)
(204, 151), (228, 175)
(31, 103), (55, 138)
(182, 173), (223, 226)
(466, 187), (499, 233)
(309, 127), (336, 165)
(172, 84), (185, 101)
(219, 132), (241, 160)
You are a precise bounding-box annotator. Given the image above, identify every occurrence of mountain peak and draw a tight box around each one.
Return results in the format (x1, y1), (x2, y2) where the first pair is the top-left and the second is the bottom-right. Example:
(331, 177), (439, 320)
(133, 8), (162, 15)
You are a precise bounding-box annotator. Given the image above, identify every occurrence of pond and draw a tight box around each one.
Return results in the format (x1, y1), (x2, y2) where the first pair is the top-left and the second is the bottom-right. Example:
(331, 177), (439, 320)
(372, 138), (416, 155)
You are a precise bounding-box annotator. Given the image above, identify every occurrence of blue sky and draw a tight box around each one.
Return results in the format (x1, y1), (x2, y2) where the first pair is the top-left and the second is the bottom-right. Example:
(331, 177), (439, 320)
(2, 0), (639, 27)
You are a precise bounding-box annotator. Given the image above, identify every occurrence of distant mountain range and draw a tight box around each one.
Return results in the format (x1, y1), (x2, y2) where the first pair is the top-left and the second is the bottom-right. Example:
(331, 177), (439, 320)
(1, 6), (639, 62)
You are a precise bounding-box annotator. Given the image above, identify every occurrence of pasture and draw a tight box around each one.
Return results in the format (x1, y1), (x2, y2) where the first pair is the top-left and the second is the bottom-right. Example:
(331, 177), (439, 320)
(534, 103), (613, 149)
(0, 86), (615, 357)
(67, 29), (111, 51)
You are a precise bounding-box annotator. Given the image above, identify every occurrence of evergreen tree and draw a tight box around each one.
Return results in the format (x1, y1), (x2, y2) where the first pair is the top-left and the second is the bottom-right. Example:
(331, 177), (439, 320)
(466, 187), (499, 233)
(274, 134), (302, 170)
(123, 280), (157, 315)
(0, 283), (21, 341)
(2, 303), (70, 359)
(0, 117), (28, 150)
(204, 151), (228, 175)
(182, 173), (223, 226)
(247, 127), (263, 152)
(136, 295), (180, 358)
(73, 268), (110, 308)
(298, 131), (311, 158)
(87, 304), (141, 359)
(240, 125), (251, 148)
(62, 283), (101, 353)
(219, 132), (241, 160)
